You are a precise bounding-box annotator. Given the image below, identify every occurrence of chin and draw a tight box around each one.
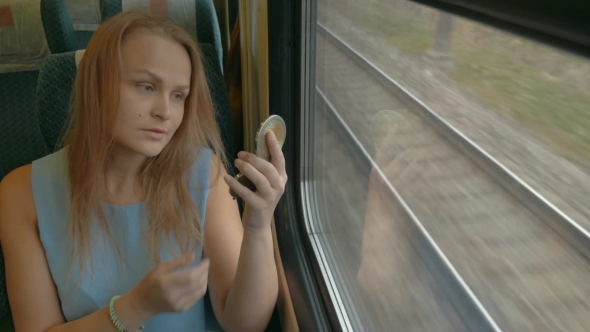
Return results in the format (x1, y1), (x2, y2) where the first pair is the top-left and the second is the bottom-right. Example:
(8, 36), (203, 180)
(114, 138), (171, 159)
(129, 142), (169, 158)
(140, 145), (167, 157)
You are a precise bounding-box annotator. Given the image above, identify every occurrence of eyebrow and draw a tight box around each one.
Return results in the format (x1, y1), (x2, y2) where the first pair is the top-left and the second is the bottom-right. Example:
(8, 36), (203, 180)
(131, 69), (190, 91)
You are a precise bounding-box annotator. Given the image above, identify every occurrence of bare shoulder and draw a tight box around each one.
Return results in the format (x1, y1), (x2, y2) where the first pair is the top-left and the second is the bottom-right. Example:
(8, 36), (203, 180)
(0, 164), (33, 191)
(208, 151), (226, 175)
(0, 164), (66, 330)
(0, 164), (37, 228)
(207, 151), (229, 189)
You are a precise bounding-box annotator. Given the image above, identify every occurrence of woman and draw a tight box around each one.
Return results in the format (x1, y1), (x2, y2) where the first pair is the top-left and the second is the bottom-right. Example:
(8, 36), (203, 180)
(0, 10), (285, 332)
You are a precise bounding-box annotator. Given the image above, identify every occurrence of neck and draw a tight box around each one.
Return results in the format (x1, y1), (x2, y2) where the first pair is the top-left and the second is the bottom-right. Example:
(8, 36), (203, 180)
(102, 144), (147, 205)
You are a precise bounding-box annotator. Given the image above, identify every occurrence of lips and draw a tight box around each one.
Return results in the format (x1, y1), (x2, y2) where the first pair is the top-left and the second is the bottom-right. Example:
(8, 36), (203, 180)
(143, 128), (167, 139)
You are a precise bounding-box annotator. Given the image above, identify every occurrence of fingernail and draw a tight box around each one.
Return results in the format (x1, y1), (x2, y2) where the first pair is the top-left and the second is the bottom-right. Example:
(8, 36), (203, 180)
(237, 151), (244, 157)
(268, 131), (276, 140)
(235, 159), (242, 165)
(224, 174), (232, 182)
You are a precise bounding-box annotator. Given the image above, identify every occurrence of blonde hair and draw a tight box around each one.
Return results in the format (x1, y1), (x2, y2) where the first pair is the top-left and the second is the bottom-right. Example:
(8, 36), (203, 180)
(62, 10), (227, 275)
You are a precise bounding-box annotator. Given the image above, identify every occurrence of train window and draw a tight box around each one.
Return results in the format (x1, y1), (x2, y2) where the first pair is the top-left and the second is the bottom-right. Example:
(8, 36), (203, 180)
(303, 0), (590, 331)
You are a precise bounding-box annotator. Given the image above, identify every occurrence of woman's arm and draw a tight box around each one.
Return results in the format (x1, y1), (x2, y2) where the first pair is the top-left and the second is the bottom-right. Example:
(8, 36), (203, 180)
(205, 132), (286, 332)
(0, 166), (150, 332)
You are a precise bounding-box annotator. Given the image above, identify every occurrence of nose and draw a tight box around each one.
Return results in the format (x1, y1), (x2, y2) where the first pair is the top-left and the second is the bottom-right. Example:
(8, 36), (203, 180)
(151, 94), (171, 120)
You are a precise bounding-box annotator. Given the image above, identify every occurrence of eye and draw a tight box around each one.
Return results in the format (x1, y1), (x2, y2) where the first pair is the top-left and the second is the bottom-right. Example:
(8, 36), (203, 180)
(173, 92), (184, 100)
(139, 84), (154, 92)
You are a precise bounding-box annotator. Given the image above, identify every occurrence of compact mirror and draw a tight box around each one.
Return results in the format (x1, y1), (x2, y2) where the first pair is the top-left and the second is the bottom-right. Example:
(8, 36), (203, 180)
(230, 115), (286, 199)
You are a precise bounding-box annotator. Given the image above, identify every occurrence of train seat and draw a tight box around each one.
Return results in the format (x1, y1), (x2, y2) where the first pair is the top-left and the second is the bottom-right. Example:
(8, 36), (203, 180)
(60, 0), (101, 48)
(0, 0), (79, 178)
(99, 0), (223, 71)
(0, 0), (76, 324)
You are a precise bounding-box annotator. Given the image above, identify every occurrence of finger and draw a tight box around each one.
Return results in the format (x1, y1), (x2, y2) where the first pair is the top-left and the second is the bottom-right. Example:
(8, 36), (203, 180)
(177, 285), (208, 312)
(237, 152), (282, 189)
(169, 257), (210, 286)
(177, 271), (209, 311)
(197, 257), (210, 272)
(173, 272), (209, 312)
(192, 258), (210, 287)
(157, 253), (196, 272)
(224, 174), (261, 204)
(267, 131), (286, 177)
(234, 159), (272, 195)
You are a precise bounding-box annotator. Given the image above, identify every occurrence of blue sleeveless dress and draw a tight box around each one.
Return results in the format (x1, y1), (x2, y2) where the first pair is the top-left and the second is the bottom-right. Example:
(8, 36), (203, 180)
(31, 148), (212, 331)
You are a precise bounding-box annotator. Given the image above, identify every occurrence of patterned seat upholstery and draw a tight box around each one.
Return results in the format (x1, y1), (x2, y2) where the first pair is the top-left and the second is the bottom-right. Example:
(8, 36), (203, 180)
(60, 0), (102, 49)
(0, 0), (78, 322)
(40, 0), (79, 53)
(35, 52), (79, 153)
(99, 0), (223, 71)
(0, 0), (78, 176)
(62, 0), (101, 27)
(0, 0), (80, 176)
(37, 43), (235, 170)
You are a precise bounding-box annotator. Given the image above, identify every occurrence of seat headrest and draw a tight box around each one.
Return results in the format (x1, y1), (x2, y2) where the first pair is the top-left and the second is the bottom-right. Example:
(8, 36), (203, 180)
(0, 0), (50, 73)
(39, 0), (80, 53)
(37, 50), (78, 152)
(120, 0), (198, 41)
(64, 0), (101, 28)
(36, 47), (86, 153)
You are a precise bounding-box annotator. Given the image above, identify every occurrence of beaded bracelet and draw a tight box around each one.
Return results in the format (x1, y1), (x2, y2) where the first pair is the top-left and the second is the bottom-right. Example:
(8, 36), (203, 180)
(109, 295), (145, 332)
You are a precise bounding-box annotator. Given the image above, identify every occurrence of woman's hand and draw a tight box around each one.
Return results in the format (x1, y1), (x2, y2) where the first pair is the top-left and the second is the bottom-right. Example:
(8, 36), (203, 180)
(123, 253), (210, 319)
(225, 131), (288, 233)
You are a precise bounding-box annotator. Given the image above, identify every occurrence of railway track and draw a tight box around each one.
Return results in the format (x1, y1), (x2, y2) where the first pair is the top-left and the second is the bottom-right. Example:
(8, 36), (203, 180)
(314, 23), (590, 331)
(315, 93), (490, 332)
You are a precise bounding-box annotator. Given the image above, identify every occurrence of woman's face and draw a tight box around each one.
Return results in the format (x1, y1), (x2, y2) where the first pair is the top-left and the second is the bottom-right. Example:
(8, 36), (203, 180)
(114, 32), (192, 158)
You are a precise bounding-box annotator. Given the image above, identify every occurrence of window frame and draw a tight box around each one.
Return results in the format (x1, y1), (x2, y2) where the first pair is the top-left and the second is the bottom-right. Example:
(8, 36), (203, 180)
(410, 0), (590, 58)
(269, 0), (337, 331)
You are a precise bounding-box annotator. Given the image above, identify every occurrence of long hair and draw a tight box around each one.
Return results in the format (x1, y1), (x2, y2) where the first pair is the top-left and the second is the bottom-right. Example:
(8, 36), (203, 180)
(62, 10), (227, 276)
